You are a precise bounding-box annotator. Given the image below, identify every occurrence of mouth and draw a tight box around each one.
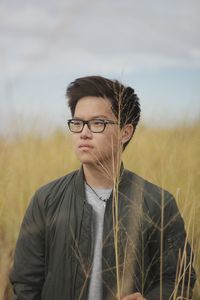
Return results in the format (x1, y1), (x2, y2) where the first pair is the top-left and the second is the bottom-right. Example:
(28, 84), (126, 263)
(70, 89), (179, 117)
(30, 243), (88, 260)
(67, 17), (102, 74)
(78, 144), (94, 151)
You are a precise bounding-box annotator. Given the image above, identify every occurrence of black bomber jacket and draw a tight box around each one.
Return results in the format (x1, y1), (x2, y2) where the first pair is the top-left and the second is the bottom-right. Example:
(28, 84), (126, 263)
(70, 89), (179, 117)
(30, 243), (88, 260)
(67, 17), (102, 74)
(10, 167), (196, 300)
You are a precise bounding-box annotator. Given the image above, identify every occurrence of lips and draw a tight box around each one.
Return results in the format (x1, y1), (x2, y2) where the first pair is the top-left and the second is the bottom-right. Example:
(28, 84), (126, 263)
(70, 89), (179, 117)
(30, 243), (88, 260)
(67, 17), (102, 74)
(78, 144), (93, 150)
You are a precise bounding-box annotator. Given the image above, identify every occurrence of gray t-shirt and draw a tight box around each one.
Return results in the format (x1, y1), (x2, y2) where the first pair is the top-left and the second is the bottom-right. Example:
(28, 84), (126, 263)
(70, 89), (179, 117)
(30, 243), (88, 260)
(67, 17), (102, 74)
(85, 183), (112, 300)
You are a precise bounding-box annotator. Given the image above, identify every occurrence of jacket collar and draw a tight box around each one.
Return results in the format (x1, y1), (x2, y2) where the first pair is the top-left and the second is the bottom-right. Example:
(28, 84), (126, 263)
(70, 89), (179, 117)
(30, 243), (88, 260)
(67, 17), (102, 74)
(75, 163), (126, 195)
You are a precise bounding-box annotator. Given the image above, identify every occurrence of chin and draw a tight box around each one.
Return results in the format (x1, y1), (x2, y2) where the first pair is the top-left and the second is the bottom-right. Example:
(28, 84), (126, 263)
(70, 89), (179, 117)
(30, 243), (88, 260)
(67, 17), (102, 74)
(75, 150), (111, 166)
(79, 159), (98, 167)
(76, 153), (97, 165)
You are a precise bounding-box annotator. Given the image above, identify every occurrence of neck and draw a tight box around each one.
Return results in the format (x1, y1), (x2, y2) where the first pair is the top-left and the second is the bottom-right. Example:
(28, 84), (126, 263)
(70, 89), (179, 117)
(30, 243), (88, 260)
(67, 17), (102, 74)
(83, 160), (121, 189)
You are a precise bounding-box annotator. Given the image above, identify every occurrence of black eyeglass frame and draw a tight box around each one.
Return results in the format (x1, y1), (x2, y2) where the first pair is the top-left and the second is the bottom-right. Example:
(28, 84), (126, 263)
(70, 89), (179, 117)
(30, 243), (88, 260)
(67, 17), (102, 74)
(67, 118), (120, 133)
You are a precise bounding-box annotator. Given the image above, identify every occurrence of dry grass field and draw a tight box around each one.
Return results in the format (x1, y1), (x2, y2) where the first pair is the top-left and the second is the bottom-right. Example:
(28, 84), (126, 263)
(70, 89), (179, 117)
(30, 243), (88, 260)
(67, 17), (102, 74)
(0, 123), (199, 299)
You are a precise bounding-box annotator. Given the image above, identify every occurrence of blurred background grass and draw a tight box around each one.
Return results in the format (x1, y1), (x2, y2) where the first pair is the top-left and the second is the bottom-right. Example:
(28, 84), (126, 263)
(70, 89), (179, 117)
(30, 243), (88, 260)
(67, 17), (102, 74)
(0, 123), (199, 299)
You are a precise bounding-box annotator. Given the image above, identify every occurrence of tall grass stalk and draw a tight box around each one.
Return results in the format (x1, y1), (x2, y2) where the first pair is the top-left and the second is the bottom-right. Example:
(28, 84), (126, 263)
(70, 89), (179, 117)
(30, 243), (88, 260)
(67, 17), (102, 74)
(160, 189), (164, 300)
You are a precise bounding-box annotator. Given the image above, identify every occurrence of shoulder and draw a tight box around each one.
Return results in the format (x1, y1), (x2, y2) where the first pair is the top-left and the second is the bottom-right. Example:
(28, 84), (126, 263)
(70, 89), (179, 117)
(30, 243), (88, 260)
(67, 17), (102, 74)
(36, 169), (78, 198)
(123, 168), (171, 195)
(123, 169), (176, 212)
(124, 169), (182, 230)
(30, 169), (79, 211)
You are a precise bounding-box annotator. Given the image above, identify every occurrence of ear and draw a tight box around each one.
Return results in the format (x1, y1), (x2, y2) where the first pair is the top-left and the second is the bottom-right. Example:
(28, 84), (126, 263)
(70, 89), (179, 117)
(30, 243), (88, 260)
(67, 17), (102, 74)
(121, 124), (134, 145)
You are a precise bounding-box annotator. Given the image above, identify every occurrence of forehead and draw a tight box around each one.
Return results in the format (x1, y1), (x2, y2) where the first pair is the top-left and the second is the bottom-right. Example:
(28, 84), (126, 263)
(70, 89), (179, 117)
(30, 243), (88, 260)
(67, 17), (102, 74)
(74, 96), (115, 119)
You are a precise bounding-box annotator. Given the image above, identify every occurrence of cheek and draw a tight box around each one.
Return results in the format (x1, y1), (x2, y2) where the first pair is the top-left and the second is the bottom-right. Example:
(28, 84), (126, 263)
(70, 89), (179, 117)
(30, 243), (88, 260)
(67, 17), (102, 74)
(98, 132), (120, 151)
(70, 134), (79, 150)
(71, 134), (78, 142)
(106, 130), (121, 144)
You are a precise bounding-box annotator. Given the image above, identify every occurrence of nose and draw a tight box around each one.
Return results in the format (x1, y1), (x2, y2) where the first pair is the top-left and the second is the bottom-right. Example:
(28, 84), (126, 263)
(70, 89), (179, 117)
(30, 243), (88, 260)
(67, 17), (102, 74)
(80, 123), (93, 139)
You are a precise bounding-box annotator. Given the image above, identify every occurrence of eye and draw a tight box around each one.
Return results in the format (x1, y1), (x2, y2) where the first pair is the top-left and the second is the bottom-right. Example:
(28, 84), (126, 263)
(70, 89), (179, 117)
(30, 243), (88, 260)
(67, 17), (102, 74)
(71, 120), (82, 126)
(91, 119), (104, 126)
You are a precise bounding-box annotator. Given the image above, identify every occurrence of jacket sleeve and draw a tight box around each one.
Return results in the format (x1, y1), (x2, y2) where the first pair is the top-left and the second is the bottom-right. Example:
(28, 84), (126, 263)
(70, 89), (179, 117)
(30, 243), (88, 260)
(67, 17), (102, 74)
(145, 192), (196, 300)
(10, 191), (46, 300)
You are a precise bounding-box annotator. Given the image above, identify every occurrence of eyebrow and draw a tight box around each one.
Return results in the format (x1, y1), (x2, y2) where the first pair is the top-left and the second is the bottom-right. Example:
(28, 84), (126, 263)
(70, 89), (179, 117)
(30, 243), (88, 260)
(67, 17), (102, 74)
(73, 115), (109, 120)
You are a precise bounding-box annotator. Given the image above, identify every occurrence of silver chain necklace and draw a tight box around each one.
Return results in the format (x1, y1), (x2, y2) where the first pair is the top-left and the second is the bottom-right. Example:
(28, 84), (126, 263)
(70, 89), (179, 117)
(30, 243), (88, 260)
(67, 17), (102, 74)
(86, 182), (111, 206)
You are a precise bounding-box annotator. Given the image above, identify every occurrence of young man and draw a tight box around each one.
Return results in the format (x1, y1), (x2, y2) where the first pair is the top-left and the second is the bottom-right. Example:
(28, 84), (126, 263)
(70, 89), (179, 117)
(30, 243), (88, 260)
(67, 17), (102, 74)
(10, 76), (196, 300)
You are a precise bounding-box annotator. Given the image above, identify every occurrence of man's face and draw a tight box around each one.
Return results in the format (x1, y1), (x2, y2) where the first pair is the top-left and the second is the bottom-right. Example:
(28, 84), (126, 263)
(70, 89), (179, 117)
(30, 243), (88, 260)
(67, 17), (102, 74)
(70, 96), (122, 167)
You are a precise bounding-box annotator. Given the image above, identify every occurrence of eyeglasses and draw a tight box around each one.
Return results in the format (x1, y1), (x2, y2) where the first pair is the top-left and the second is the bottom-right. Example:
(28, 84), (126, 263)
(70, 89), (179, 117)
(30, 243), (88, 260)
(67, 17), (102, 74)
(68, 119), (119, 133)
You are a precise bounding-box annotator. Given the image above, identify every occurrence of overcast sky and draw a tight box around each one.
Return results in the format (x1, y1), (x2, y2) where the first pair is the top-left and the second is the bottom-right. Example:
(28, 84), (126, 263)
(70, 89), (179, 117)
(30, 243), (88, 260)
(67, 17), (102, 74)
(0, 0), (200, 136)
